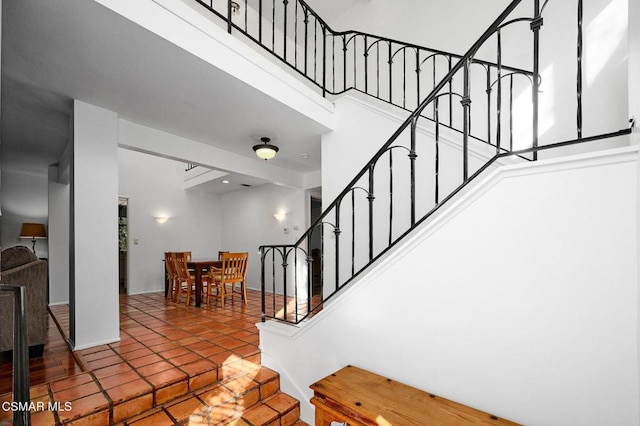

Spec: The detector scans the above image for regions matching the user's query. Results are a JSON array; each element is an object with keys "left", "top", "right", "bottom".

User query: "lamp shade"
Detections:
[
  {"left": 19, "top": 223, "right": 47, "bottom": 239},
  {"left": 253, "top": 137, "right": 279, "bottom": 160}
]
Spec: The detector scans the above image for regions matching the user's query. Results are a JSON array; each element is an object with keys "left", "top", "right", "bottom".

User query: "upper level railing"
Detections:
[
  {"left": 254, "top": 0, "right": 633, "bottom": 324},
  {"left": 194, "top": 0, "right": 533, "bottom": 145}
]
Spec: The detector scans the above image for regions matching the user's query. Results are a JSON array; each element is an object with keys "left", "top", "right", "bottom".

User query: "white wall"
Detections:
[
  {"left": 48, "top": 165, "right": 69, "bottom": 305},
  {"left": 118, "top": 148, "right": 223, "bottom": 295},
  {"left": 220, "top": 183, "right": 306, "bottom": 292},
  {"left": 0, "top": 166, "right": 49, "bottom": 257},
  {"left": 71, "top": 100, "right": 120, "bottom": 350},
  {"left": 259, "top": 146, "right": 640, "bottom": 425}
]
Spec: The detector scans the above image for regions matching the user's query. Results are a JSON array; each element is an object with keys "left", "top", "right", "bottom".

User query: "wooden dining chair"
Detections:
[
  {"left": 217, "top": 251, "right": 229, "bottom": 261},
  {"left": 208, "top": 252, "right": 248, "bottom": 308},
  {"left": 173, "top": 251, "right": 196, "bottom": 306},
  {"left": 164, "top": 252, "right": 179, "bottom": 301}
]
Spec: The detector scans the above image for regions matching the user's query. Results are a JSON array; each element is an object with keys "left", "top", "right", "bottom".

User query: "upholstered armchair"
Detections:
[{"left": 0, "top": 246, "right": 48, "bottom": 357}]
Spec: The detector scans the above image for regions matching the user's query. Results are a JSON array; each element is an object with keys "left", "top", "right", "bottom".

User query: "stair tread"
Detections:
[{"left": 121, "top": 363, "right": 302, "bottom": 426}]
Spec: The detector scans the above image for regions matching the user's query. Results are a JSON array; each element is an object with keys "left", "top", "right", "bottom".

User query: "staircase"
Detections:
[{"left": 119, "top": 365, "right": 307, "bottom": 425}]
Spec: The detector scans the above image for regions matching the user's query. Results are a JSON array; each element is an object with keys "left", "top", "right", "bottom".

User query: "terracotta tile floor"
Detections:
[
  {"left": 0, "top": 307, "right": 84, "bottom": 395},
  {"left": 0, "top": 289, "right": 309, "bottom": 425}
]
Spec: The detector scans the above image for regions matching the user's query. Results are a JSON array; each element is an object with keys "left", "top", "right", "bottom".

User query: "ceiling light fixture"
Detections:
[
  {"left": 253, "top": 137, "right": 279, "bottom": 160},
  {"left": 222, "top": 180, "right": 230, "bottom": 184}
]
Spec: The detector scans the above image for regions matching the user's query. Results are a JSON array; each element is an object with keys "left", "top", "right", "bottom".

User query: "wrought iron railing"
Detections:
[
  {"left": 254, "top": 0, "right": 633, "bottom": 324},
  {"left": 0, "top": 284, "right": 31, "bottom": 425},
  {"left": 194, "top": 0, "right": 534, "bottom": 144}
]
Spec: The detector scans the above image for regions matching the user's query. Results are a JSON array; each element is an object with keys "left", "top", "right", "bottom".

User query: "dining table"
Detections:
[{"left": 187, "top": 258, "right": 222, "bottom": 307}]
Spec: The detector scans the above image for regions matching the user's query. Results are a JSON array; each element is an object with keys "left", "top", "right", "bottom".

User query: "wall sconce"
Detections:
[
  {"left": 230, "top": 1, "right": 240, "bottom": 15},
  {"left": 154, "top": 216, "right": 169, "bottom": 224},
  {"left": 273, "top": 212, "right": 286, "bottom": 222}
]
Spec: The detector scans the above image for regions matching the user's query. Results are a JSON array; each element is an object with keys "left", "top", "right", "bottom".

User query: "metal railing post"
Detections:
[
  {"left": 531, "top": 0, "right": 543, "bottom": 160},
  {"left": 0, "top": 284, "right": 31, "bottom": 426},
  {"left": 462, "top": 58, "right": 471, "bottom": 180},
  {"left": 260, "top": 247, "right": 266, "bottom": 322}
]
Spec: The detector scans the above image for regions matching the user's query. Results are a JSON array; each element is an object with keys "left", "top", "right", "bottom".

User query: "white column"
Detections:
[{"left": 70, "top": 100, "right": 120, "bottom": 350}]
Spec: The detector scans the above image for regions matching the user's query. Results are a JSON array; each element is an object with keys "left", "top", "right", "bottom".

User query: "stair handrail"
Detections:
[
  {"left": 259, "top": 0, "right": 537, "bottom": 323},
  {"left": 294, "top": 0, "right": 528, "bottom": 248},
  {"left": 217, "top": 0, "right": 629, "bottom": 324}
]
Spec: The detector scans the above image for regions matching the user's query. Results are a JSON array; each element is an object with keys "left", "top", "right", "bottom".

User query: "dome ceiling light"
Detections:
[{"left": 253, "top": 137, "right": 279, "bottom": 160}]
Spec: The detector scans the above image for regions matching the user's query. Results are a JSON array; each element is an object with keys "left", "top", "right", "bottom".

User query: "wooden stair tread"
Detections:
[{"left": 310, "top": 365, "right": 520, "bottom": 425}]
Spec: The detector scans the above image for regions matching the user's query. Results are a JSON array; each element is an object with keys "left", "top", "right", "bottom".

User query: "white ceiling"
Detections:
[{"left": 1, "top": 0, "right": 333, "bottom": 188}]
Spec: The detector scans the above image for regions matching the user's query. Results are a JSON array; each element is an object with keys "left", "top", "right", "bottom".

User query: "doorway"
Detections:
[
  {"left": 118, "top": 198, "right": 128, "bottom": 294},
  {"left": 309, "top": 196, "right": 322, "bottom": 296}
]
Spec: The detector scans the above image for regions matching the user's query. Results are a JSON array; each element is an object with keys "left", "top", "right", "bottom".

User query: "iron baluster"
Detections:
[
  {"left": 509, "top": 74, "right": 514, "bottom": 151},
  {"left": 351, "top": 190, "right": 356, "bottom": 276},
  {"left": 314, "top": 20, "right": 318, "bottom": 82},
  {"left": 376, "top": 43, "right": 380, "bottom": 98},
  {"left": 496, "top": 29, "right": 503, "bottom": 153},
  {"left": 388, "top": 42, "right": 393, "bottom": 103},
  {"left": 352, "top": 35, "right": 357, "bottom": 90},
  {"left": 271, "top": 249, "right": 276, "bottom": 319},
  {"left": 294, "top": 1, "right": 298, "bottom": 68},
  {"left": 577, "top": 0, "right": 583, "bottom": 138},
  {"left": 320, "top": 222, "right": 325, "bottom": 301},
  {"left": 462, "top": 58, "right": 471, "bottom": 180},
  {"left": 486, "top": 65, "right": 492, "bottom": 148},
  {"left": 322, "top": 26, "right": 327, "bottom": 97},
  {"left": 306, "top": 250, "right": 313, "bottom": 318},
  {"left": 388, "top": 150, "right": 394, "bottom": 245},
  {"left": 410, "top": 115, "right": 417, "bottom": 225},
  {"left": 304, "top": 11, "right": 309, "bottom": 76},
  {"left": 271, "top": 0, "right": 275, "bottom": 51},
  {"left": 435, "top": 98, "right": 440, "bottom": 204},
  {"left": 260, "top": 247, "right": 266, "bottom": 322},
  {"left": 258, "top": 0, "right": 263, "bottom": 43},
  {"left": 342, "top": 35, "right": 347, "bottom": 92},
  {"left": 364, "top": 35, "right": 369, "bottom": 94},
  {"left": 531, "top": 0, "right": 543, "bottom": 160},
  {"left": 416, "top": 49, "right": 421, "bottom": 110},
  {"left": 282, "top": 247, "right": 288, "bottom": 320},
  {"left": 368, "top": 164, "right": 375, "bottom": 261},
  {"left": 448, "top": 57, "right": 453, "bottom": 127},
  {"left": 293, "top": 248, "right": 298, "bottom": 321},
  {"left": 332, "top": 36, "right": 336, "bottom": 92},
  {"left": 227, "top": 0, "right": 232, "bottom": 33},
  {"left": 402, "top": 48, "right": 407, "bottom": 109},
  {"left": 283, "top": 0, "right": 288, "bottom": 61},
  {"left": 334, "top": 205, "right": 341, "bottom": 291},
  {"left": 432, "top": 59, "right": 436, "bottom": 121}
]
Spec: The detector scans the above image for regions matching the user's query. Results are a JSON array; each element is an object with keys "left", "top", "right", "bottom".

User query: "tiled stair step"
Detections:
[
  {"left": 123, "top": 391, "right": 306, "bottom": 425},
  {"left": 120, "top": 367, "right": 305, "bottom": 426}
]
